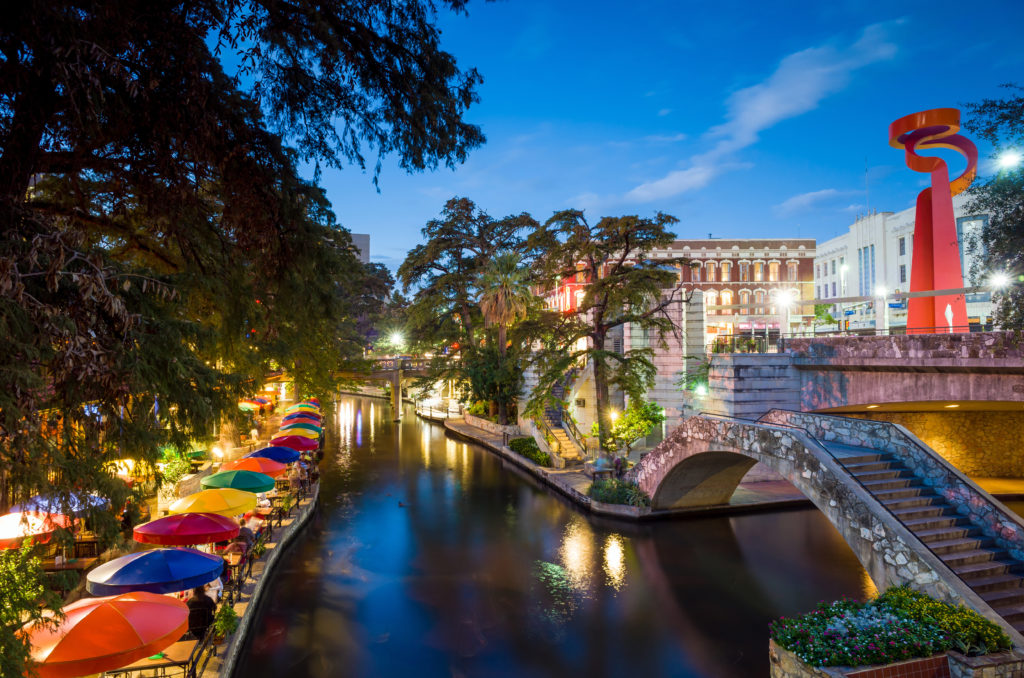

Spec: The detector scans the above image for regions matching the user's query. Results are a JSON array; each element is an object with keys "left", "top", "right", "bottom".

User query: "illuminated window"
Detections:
[
  {"left": 705, "top": 261, "right": 717, "bottom": 282},
  {"left": 705, "top": 289, "right": 717, "bottom": 315},
  {"left": 691, "top": 264, "right": 701, "bottom": 282},
  {"left": 739, "top": 290, "right": 750, "bottom": 311},
  {"left": 787, "top": 261, "right": 799, "bottom": 281},
  {"left": 754, "top": 262, "right": 764, "bottom": 282},
  {"left": 739, "top": 261, "right": 750, "bottom": 282},
  {"left": 720, "top": 260, "right": 731, "bottom": 282},
  {"left": 768, "top": 262, "right": 780, "bottom": 282},
  {"left": 720, "top": 290, "right": 733, "bottom": 315},
  {"left": 755, "top": 290, "right": 766, "bottom": 315}
]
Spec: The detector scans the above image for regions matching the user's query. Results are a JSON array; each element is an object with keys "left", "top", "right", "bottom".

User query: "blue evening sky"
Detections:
[{"left": 309, "top": 0, "right": 1024, "bottom": 272}]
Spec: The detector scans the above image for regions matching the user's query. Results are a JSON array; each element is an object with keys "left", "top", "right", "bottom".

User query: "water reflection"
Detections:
[{"left": 236, "top": 396, "right": 872, "bottom": 678}]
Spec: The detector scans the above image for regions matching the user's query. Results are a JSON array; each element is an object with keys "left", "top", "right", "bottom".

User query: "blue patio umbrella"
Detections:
[
  {"left": 86, "top": 547, "right": 224, "bottom": 596},
  {"left": 12, "top": 492, "right": 108, "bottom": 515},
  {"left": 244, "top": 446, "right": 300, "bottom": 464}
]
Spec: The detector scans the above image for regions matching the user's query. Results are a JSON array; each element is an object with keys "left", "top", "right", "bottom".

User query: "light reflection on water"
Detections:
[{"left": 236, "top": 397, "right": 872, "bottom": 678}]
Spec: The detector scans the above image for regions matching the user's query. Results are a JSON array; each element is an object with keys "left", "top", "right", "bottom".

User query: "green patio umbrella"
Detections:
[
  {"left": 200, "top": 469, "right": 275, "bottom": 494},
  {"left": 279, "top": 422, "right": 322, "bottom": 433}
]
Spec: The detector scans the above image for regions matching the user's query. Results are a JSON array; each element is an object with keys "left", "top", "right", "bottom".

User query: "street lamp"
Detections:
[
  {"left": 875, "top": 285, "right": 889, "bottom": 334},
  {"left": 774, "top": 289, "right": 795, "bottom": 338},
  {"left": 990, "top": 272, "right": 1010, "bottom": 289},
  {"left": 390, "top": 331, "right": 404, "bottom": 350}
]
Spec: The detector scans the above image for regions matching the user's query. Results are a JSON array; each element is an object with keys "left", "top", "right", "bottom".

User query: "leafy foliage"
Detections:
[
  {"left": 963, "top": 84, "right": 1024, "bottom": 330},
  {"left": 0, "top": 542, "right": 64, "bottom": 678},
  {"left": 596, "top": 400, "right": 665, "bottom": 455},
  {"left": 876, "top": 585, "right": 1011, "bottom": 654},
  {"left": 587, "top": 478, "right": 651, "bottom": 507},
  {"left": 213, "top": 603, "right": 240, "bottom": 637},
  {"left": 508, "top": 437, "right": 550, "bottom": 467},
  {"left": 526, "top": 211, "right": 687, "bottom": 449}
]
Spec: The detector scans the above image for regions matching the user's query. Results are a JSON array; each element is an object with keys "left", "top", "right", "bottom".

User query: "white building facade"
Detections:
[{"left": 814, "top": 193, "right": 992, "bottom": 332}]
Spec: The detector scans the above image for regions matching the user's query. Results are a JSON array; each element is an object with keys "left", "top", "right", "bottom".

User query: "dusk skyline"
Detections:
[{"left": 301, "top": 0, "right": 1024, "bottom": 271}]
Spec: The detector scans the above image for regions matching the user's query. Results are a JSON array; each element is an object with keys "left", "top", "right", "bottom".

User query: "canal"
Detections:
[{"left": 234, "top": 397, "right": 874, "bottom": 677}]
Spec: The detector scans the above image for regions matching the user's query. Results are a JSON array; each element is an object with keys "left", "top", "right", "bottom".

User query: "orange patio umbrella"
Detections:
[
  {"left": 25, "top": 591, "right": 188, "bottom": 678},
  {"left": 0, "top": 511, "right": 74, "bottom": 549},
  {"left": 221, "top": 456, "right": 287, "bottom": 478}
]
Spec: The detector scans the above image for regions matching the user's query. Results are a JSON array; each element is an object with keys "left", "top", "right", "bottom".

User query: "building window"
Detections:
[
  {"left": 898, "top": 237, "right": 906, "bottom": 256},
  {"left": 831, "top": 259, "right": 836, "bottom": 275},
  {"left": 816, "top": 285, "right": 820, "bottom": 299},
  {"left": 870, "top": 244, "right": 876, "bottom": 292},
  {"left": 831, "top": 281, "right": 836, "bottom": 297},
  {"left": 815, "top": 264, "right": 820, "bottom": 278},
  {"left": 787, "top": 261, "right": 799, "bottom": 281},
  {"left": 705, "top": 289, "right": 717, "bottom": 315},
  {"left": 720, "top": 260, "right": 731, "bottom": 282},
  {"left": 899, "top": 264, "right": 907, "bottom": 284},
  {"left": 755, "top": 290, "right": 766, "bottom": 315},
  {"left": 720, "top": 290, "right": 733, "bottom": 315},
  {"left": 739, "top": 261, "right": 750, "bottom": 282},
  {"left": 754, "top": 262, "right": 764, "bottom": 282},
  {"left": 691, "top": 263, "right": 701, "bottom": 282},
  {"left": 768, "top": 261, "right": 780, "bottom": 282},
  {"left": 740, "top": 290, "right": 750, "bottom": 311},
  {"left": 705, "top": 260, "right": 717, "bottom": 282}
]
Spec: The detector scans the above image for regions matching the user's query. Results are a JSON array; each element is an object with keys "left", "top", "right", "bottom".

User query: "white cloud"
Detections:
[
  {"left": 657, "top": 108, "right": 672, "bottom": 117},
  {"left": 624, "top": 22, "right": 898, "bottom": 203},
  {"left": 644, "top": 133, "right": 688, "bottom": 143},
  {"left": 774, "top": 188, "right": 849, "bottom": 215}
]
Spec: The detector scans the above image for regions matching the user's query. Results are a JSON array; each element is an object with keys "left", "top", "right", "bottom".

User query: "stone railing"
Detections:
[
  {"left": 761, "top": 410, "right": 1024, "bottom": 564},
  {"left": 785, "top": 331, "right": 1024, "bottom": 366},
  {"left": 464, "top": 412, "right": 521, "bottom": 436}
]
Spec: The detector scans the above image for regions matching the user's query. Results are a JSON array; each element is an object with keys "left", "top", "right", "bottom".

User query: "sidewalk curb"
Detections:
[{"left": 219, "top": 483, "right": 320, "bottom": 677}]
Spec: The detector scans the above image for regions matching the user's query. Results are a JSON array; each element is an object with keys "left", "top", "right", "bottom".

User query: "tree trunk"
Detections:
[
  {"left": 497, "top": 399, "right": 508, "bottom": 426},
  {"left": 592, "top": 330, "right": 611, "bottom": 456}
]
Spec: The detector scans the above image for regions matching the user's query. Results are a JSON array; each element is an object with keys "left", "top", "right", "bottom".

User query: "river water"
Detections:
[{"left": 234, "top": 397, "right": 875, "bottom": 677}]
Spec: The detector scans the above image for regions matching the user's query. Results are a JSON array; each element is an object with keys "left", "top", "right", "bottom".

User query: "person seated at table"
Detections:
[
  {"left": 186, "top": 587, "right": 216, "bottom": 640},
  {"left": 223, "top": 538, "right": 247, "bottom": 558},
  {"left": 204, "top": 576, "right": 223, "bottom": 602},
  {"left": 237, "top": 517, "right": 255, "bottom": 550}
]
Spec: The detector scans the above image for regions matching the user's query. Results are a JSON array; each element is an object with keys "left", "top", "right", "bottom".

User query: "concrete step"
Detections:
[
  {"left": 852, "top": 469, "right": 912, "bottom": 482},
  {"left": 927, "top": 536, "right": 995, "bottom": 555},
  {"left": 872, "top": 487, "right": 928, "bottom": 502},
  {"left": 839, "top": 453, "right": 888, "bottom": 465},
  {"left": 965, "top": 573, "right": 1024, "bottom": 594},
  {"left": 941, "top": 548, "right": 1010, "bottom": 568},
  {"left": 891, "top": 504, "right": 954, "bottom": 521},
  {"left": 843, "top": 460, "right": 898, "bottom": 473},
  {"left": 952, "top": 559, "right": 1021, "bottom": 581},
  {"left": 981, "top": 586, "right": 1024, "bottom": 608},
  {"left": 903, "top": 515, "right": 973, "bottom": 532},
  {"left": 861, "top": 477, "right": 923, "bottom": 492},
  {"left": 992, "top": 603, "right": 1024, "bottom": 624},
  {"left": 915, "top": 525, "right": 983, "bottom": 543},
  {"left": 881, "top": 496, "right": 944, "bottom": 510}
]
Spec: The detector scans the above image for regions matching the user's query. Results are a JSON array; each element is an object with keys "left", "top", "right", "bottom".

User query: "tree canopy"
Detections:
[
  {"left": 0, "top": 1, "right": 483, "bottom": 523},
  {"left": 964, "top": 84, "right": 1024, "bottom": 331}
]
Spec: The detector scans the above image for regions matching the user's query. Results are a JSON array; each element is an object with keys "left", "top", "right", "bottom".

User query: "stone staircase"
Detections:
[
  {"left": 541, "top": 375, "right": 584, "bottom": 461},
  {"left": 833, "top": 443, "right": 1024, "bottom": 634}
]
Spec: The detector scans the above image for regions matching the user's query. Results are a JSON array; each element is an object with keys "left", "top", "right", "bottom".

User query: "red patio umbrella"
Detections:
[
  {"left": 270, "top": 435, "right": 318, "bottom": 451},
  {"left": 25, "top": 591, "right": 188, "bottom": 678},
  {"left": 133, "top": 512, "right": 239, "bottom": 546},
  {"left": 221, "top": 456, "right": 287, "bottom": 478},
  {"left": 0, "top": 511, "right": 74, "bottom": 549}
]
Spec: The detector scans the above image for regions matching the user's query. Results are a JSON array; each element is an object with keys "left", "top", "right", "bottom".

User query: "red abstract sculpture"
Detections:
[{"left": 889, "top": 108, "right": 977, "bottom": 333}]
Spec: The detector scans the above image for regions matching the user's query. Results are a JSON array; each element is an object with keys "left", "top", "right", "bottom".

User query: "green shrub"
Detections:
[
  {"left": 466, "top": 401, "right": 489, "bottom": 417},
  {"left": 508, "top": 437, "right": 551, "bottom": 467},
  {"left": 876, "top": 585, "right": 1011, "bottom": 655},
  {"left": 588, "top": 478, "right": 650, "bottom": 507}
]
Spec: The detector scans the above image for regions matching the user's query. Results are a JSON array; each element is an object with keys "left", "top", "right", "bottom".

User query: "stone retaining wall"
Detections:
[{"left": 464, "top": 412, "right": 521, "bottom": 436}]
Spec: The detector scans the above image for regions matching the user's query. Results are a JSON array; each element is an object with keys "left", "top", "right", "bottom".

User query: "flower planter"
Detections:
[{"left": 769, "top": 640, "right": 1024, "bottom": 678}]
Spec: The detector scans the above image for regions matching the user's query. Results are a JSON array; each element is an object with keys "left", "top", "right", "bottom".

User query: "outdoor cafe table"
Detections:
[{"left": 102, "top": 638, "right": 196, "bottom": 677}]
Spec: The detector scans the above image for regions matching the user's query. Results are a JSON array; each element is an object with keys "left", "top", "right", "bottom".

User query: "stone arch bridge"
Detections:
[
  {"left": 628, "top": 409, "right": 1024, "bottom": 643},
  {"left": 337, "top": 358, "right": 431, "bottom": 420}
]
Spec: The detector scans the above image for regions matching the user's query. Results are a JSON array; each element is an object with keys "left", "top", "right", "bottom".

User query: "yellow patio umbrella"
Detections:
[
  {"left": 275, "top": 428, "right": 318, "bottom": 440},
  {"left": 168, "top": 488, "right": 256, "bottom": 518},
  {"left": 286, "top": 403, "right": 318, "bottom": 413}
]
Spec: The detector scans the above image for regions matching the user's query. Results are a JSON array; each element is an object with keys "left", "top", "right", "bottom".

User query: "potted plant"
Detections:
[{"left": 212, "top": 603, "right": 239, "bottom": 642}]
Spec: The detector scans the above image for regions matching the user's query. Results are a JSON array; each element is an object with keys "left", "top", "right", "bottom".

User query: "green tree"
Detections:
[
  {"left": 963, "top": 84, "right": 1024, "bottom": 331},
  {"left": 813, "top": 303, "right": 837, "bottom": 326},
  {"left": 0, "top": 541, "right": 64, "bottom": 678},
  {"left": 527, "top": 211, "right": 687, "bottom": 453},
  {"left": 477, "top": 252, "right": 534, "bottom": 423},
  {"left": 597, "top": 400, "right": 666, "bottom": 457},
  {"left": 398, "top": 198, "right": 540, "bottom": 416}
]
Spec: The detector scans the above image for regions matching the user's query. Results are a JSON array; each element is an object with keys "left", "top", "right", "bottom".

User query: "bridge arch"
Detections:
[{"left": 628, "top": 413, "right": 1024, "bottom": 644}]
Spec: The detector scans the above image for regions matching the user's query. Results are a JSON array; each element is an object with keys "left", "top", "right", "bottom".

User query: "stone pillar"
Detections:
[{"left": 391, "top": 369, "right": 403, "bottom": 421}]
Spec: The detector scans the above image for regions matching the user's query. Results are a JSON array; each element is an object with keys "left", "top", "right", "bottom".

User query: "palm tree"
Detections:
[{"left": 476, "top": 252, "right": 532, "bottom": 423}]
